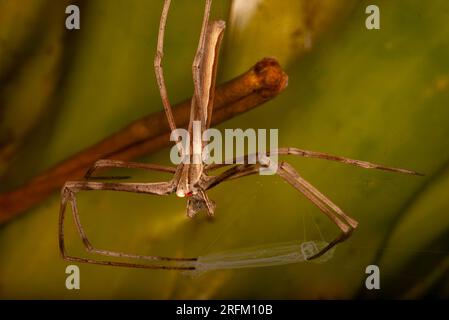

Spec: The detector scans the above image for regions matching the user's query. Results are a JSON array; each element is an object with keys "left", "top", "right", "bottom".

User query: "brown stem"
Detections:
[{"left": 0, "top": 58, "right": 288, "bottom": 225}]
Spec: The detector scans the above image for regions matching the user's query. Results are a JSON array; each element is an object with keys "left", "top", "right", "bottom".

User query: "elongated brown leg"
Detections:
[
  {"left": 204, "top": 164, "right": 259, "bottom": 189},
  {"left": 192, "top": 0, "right": 212, "bottom": 109},
  {"left": 205, "top": 147, "right": 422, "bottom": 176},
  {"left": 154, "top": 0, "right": 177, "bottom": 132},
  {"left": 277, "top": 162, "right": 356, "bottom": 259},
  {"left": 205, "top": 161, "right": 357, "bottom": 260},
  {"left": 188, "top": 20, "right": 225, "bottom": 131},
  {"left": 59, "top": 180, "right": 197, "bottom": 270},
  {"left": 85, "top": 159, "right": 176, "bottom": 180}
]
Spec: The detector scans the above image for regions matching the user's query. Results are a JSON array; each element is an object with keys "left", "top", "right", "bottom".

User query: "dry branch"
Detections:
[{"left": 0, "top": 58, "right": 288, "bottom": 224}]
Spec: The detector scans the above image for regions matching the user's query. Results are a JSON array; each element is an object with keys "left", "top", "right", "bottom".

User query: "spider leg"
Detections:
[
  {"left": 59, "top": 180, "right": 197, "bottom": 270},
  {"left": 277, "top": 162, "right": 356, "bottom": 260},
  {"left": 84, "top": 159, "right": 176, "bottom": 180},
  {"left": 204, "top": 164, "right": 259, "bottom": 189},
  {"left": 192, "top": 0, "right": 212, "bottom": 111},
  {"left": 205, "top": 147, "right": 422, "bottom": 176},
  {"left": 188, "top": 19, "right": 225, "bottom": 132},
  {"left": 204, "top": 161, "right": 357, "bottom": 260},
  {"left": 278, "top": 147, "right": 423, "bottom": 176},
  {"left": 154, "top": 0, "right": 177, "bottom": 132}
]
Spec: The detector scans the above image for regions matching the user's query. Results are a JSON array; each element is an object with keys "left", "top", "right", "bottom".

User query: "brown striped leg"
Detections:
[
  {"left": 84, "top": 159, "right": 176, "bottom": 180},
  {"left": 59, "top": 180, "right": 197, "bottom": 270}
]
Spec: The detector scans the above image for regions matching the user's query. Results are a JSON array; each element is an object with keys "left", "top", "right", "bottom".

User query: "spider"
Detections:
[{"left": 58, "top": 0, "right": 421, "bottom": 270}]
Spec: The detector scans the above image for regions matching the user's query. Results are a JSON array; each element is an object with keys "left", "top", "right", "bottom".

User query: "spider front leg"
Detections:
[
  {"left": 205, "top": 161, "right": 358, "bottom": 260},
  {"left": 277, "top": 162, "right": 357, "bottom": 260},
  {"left": 192, "top": 0, "right": 212, "bottom": 107},
  {"left": 206, "top": 147, "right": 422, "bottom": 176},
  {"left": 59, "top": 180, "right": 197, "bottom": 270},
  {"left": 84, "top": 159, "right": 176, "bottom": 180},
  {"left": 154, "top": 0, "right": 177, "bottom": 132}
]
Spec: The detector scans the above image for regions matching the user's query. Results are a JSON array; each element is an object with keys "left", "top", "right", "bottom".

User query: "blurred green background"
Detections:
[{"left": 1, "top": 0, "right": 449, "bottom": 299}]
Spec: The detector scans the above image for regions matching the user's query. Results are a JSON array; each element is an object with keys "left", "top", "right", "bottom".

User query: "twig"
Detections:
[{"left": 0, "top": 58, "right": 288, "bottom": 224}]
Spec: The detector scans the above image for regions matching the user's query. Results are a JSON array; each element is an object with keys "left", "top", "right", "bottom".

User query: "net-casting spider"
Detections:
[{"left": 59, "top": 0, "right": 421, "bottom": 270}]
